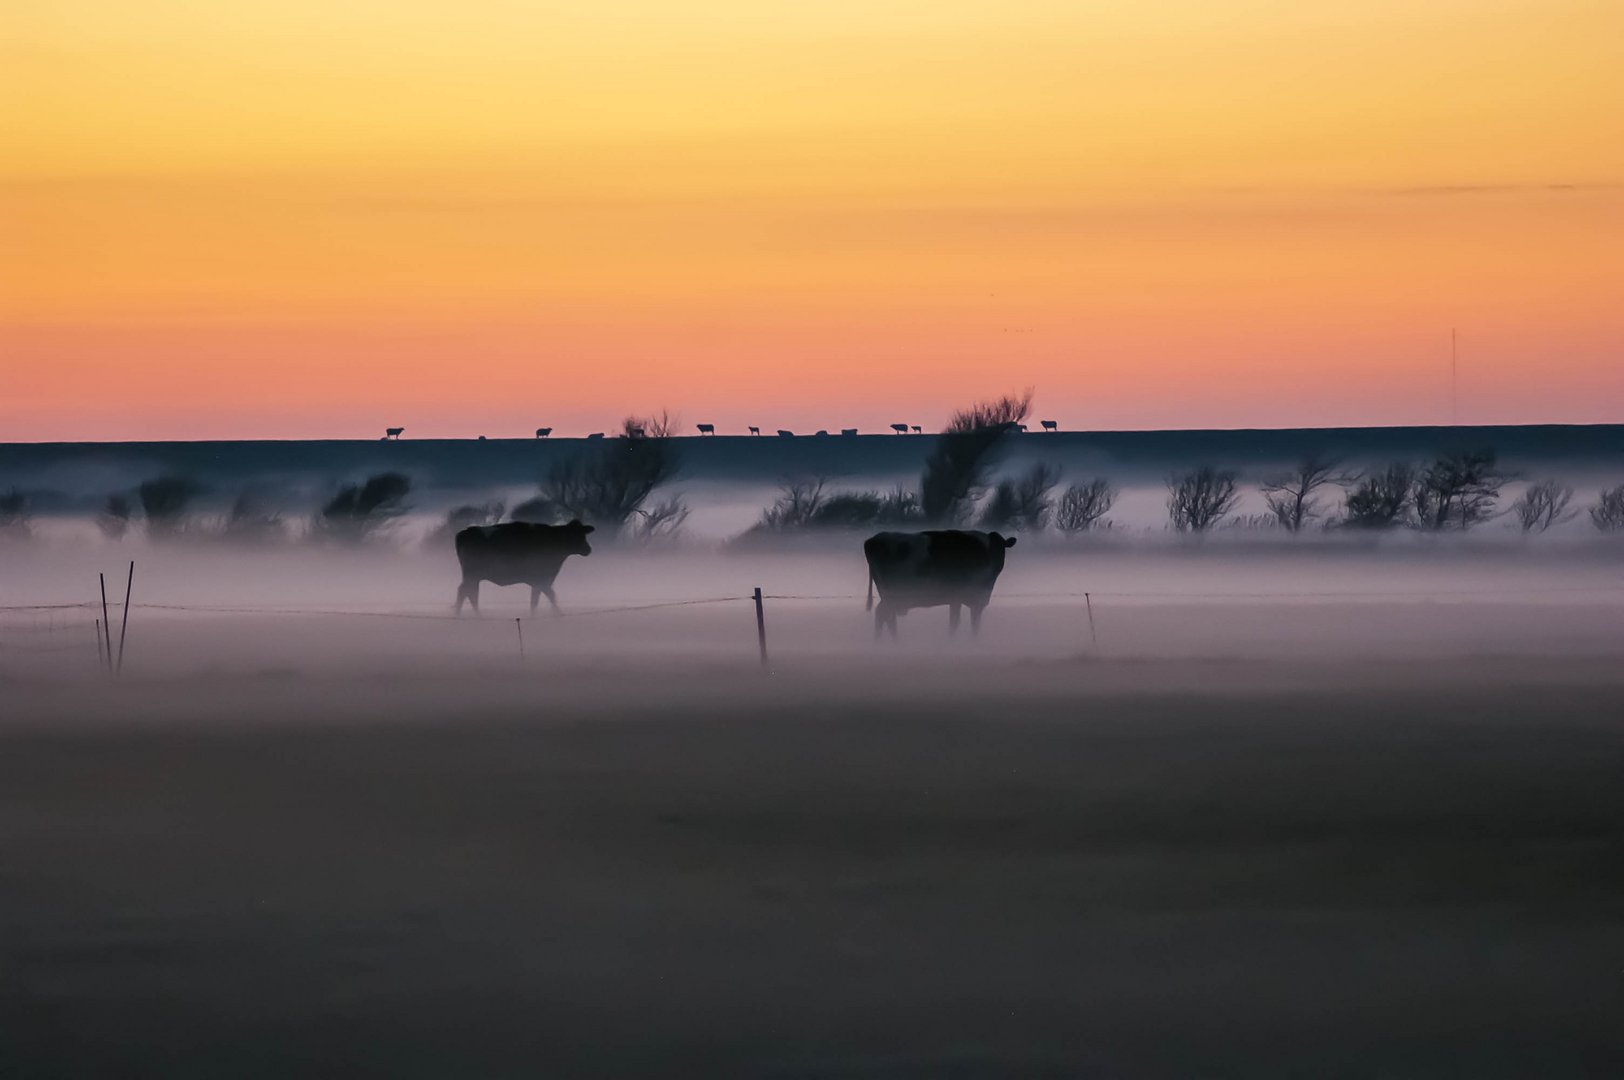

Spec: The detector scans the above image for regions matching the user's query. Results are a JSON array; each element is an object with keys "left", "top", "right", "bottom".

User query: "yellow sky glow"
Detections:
[{"left": 4, "top": 0, "right": 1622, "bottom": 438}]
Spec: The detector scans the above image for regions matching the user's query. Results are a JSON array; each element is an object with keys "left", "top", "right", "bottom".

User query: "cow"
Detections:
[
  {"left": 749, "top": 426, "right": 761, "bottom": 436},
  {"left": 911, "top": 426, "right": 922, "bottom": 434},
  {"left": 891, "top": 423, "right": 909, "bottom": 434},
  {"left": 841, "top": 428, "right": 858, "bottom": 436},
  {"left": 536, "top": 427, "right": 552, "bottom": 438},
  {"left": 454, "top": 520, "right": 595, "bottom": 615},
  {"left": 586, "top": 432, "right": 605, "bottom": 440},
  {"left": 1041, "top": 420, "right": 1058, "bottom": 432},
  {"left": 777, "top": 429, "right": 794, "bottom": 437},
  {"left": 696, "top": 423, "right": 715, "bottom": 435},
  {"left": 384, "top": 427, "right": 404, "bottom": 440},
  {"left": 863, "top": 530, "right": 1017, "bottom": 639}
]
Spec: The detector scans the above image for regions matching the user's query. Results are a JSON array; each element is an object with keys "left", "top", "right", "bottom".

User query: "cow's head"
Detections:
[
  {"left": 987, "top": 532, "right": 1017, "bottom": 568},
  {"left": 563, "top": 518, "right": 595, "bottom": 555}
]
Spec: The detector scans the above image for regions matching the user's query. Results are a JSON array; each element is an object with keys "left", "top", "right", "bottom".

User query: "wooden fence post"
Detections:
[
  {"left": 515, "top": 617, "right": 525, "bottom": 663},
  {"left": 1084, "top": 591, "right": 1098, "bottom": 650},
  {"left": 99, "top": 573, "right": 113, "bottom": 671},
  {"left": 753, "top": 587, "right": 770, "bottom": 671},
  {"left": 117, "top": 561, "right": 134, "bottom": 674}
]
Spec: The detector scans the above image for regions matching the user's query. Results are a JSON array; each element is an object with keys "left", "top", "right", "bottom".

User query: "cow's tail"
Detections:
[{"left": 866, "top": 571, "right": 875, "bottom": 612}]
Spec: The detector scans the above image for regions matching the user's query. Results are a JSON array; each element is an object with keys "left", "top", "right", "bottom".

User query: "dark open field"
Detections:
[{"left": 4, "top": 531, "right": 1624, "bottom": 1077}]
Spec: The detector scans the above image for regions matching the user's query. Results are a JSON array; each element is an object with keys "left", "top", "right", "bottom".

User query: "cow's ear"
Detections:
[
  {"left": 567, "top": 518, "right": 582, "bottom": 528},
  {"left": 581, "top": 524, "right": 595, "bottom": 534},
  {"left": 1004, "top": 535, "right": 1018, "bottom": 548}
]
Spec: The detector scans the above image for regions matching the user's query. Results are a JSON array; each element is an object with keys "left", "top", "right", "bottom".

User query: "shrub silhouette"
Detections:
[
  {"left": 539, "top": 414, "right": 682, "bottom": 538},
  {"left": 313, "top": 472, "right": 412, "bottom": 543},
  {"left": 1260, "top": 454, "right": 1343, "bottom": 532},
  {"left": 219, "top": 489, "right": 286, "bottom": 544},
  {"left": 509, "top": 496, "right": 560, "bottom": 523},
  {"left": 138, "top": 474, "right": 203, "bottom": 539},
  {"left": 1053, "top": 479, "right": 1116, "bottom": 533},
  {"left": 1411, "top": 450, "right": 1506, "bottom": 530},
  {"left": 1591, "top": 485, "right": 1624, "bottom": 532},
  {"left": 1511, "top": 480, "right": 1575, "bottom": 534},
  {"left": 1342, "top": 463, "right": 1416, "bottom": 529},
  {"left": 427, "top": 500, "right": 504, "bottom": 546},
  {"left": 919, "top": 390, "right": 1031, "bottom": 523},
  {"left": 0, "top": 489, "right": 30, "bottom": 540},
  {"left": 98, "top": 493, "right": 133, "bottom": 541},
  {"left": 980, "top": 462, "right": 1060, "bottom": 531},
  {"left": 1167, "top": 466, "right": 1240, "bottom": 532}
]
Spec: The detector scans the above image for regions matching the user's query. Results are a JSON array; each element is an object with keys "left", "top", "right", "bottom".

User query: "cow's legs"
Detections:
[
  {"left": 948, "top": 603, "right": 962, "bottom": 636},
  {"left": 970, "top": 604, "right": 985, "bottom": 636},
  {"left": 873, "top": 600, "right": 888, "bottom": 640},
  {"left": 532, "top": 585, "right": 560, "bottom": 615},
  {"left": 457, "top": 580, "right": 480, "bottom": 615}
]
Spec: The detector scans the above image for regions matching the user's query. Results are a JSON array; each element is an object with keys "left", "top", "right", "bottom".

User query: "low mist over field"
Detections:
[{"left": 4, "top": 423, "right": 1624, "bottom": 1077}]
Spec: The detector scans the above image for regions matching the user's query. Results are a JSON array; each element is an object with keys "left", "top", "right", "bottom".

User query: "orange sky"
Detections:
[{"left": 4, "top": 1, "right": 1622, "bottom": 440}]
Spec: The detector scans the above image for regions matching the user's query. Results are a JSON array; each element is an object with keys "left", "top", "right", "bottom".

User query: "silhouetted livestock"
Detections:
[
  {"left": 696, "top": 423, "right": 715, "bottom": 435},
  {"left": 777, "top": 429, "right": 794, "bottom": 437},
  {"left": 749, "top": 426, "right": 761, "bottom": 436},
  {"left": 911, "top": 426, "right": 922, "bottom": 434},
  {"left": 863, "top": 529, "right": 1018, "bottom": 639},
  {"left": 891, "top": 423, "right": 909, "bottom": 434},
  {"left": 586, "top": 432, "right": 605, "bottom": 440},
  {"left": 384, "top": 427, "right": 404, "bottom": 440},
  {"left": 454, "top": 519, "right": 595, "bottom": 615},
  {"left": 815, "top": 429, "right": 829, "bottom": 436},
  {"left": 1041, "top": 420, "right": 1058, "bottom": 432},
  {"left": 536, "top": 427, "right": 552, "bottom": 438},
  {"left": 841, "top": 428, "right": 858, "bottom": 436}
]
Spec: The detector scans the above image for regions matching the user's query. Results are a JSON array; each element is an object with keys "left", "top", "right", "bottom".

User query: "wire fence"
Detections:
[{"left": 5, "top": 578, "right": 1623, "bottom": 674}]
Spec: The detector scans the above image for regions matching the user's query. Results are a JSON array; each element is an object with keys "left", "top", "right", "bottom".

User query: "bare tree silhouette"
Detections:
[
  {"left": 980, "top": 462, "right": 1061, "bottom": 531},
  {"left": 1167, "top": 467, "right": 1240, "bottom": 533},
  {"left": 1053, "top": 478, "right": 1116, "bottom": 533},
  {"left": 98, "top": 493, "right": 133, "bottom": 541},
  {"left": 1260, "top": 454, "right": 1344, "bottom": 532},
  {"left": 1590, "top": 485, "right": 1624, "bottom": 532},
  {"left": 1342, "top": 463, "right": 1416, "bottom": 529},
  {"left": 1411, "top": 450, "right": 1507, "bottom": 530},
  {"left": 919, "top": 390, "right": 1032, "bottom": 523},
  {"left": 312, "top": 472, "right": 412, "bottom": 543},
  {"left": 1512, "top": 480, "right": 1576, "bottom": 534},
  {"left": 138, "top": 474, "right": 204, "bottom": 540},
  {"left": 540, "top": 413, "right": 683, "bottom": 538}
]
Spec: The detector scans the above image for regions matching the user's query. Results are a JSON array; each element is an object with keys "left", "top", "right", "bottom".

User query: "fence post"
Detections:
[
  {"left": 95, "top": 618, "right": 106, "bottom": 670},
  {"left": 117, "top": 561, "right": 134, "bottom": 674},
  {"left": 515, "top": 617, "right": 525, "bottom": 663},
  {"left": 99, "top": 573, "right": 113, "bottom": 672},
  {"left": 1084, "top": 591, "right": 1098, "bottom": 651},
  {"left": 753, "top": 587, "right": 770, "bottom": 671}
]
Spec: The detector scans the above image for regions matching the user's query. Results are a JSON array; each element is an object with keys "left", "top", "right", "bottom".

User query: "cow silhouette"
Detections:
[
  {"left": 815, "top": 429, "right": 829, "bottom": 436},
  {"left": 841, "top": 428, "right": 858, "bottom": 436},
  {"left": 777, "top": 429, "right": 794, "bottom": 437},
  {"left": 586, "top": 432, "right": 604, "bottom": 440},
  {"left": 891, "top": 423, "right": 909, "bottom": 434},
  {"left": 864, "top": 529, "right": 1017, "bottom": 639},
  {"left": 696, "top": 423, "right": 715, "bottom": 435},
  {"left": 535, "top": 427, "right": 552, "bottom": 438},
  {"left": 454, "top": 520, "right": 594, "bottom": 615},
  {"left": 749, "top": 426, "right": 761, "bottom": 436},
  {"left": 911, "top": 426, "right": 922, "bottom": 434},
  {"left": 1041, "top": 420, "right": 1058, "bottom": 432},
  {"left": 384, "top": 427, "right": 404, "bottom": 440}
]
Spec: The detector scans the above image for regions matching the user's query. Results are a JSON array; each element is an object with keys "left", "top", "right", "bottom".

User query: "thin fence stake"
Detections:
[
  {"left": 515, "top": 617, "right": 525, "bottom": 662},
  {"left": 753, "top": 587, "right": 770, "bottom": 671},
  {"left": 99, "top": 573, "right": 113, "bottom": 671},
  {"left": 1084, "top": 591, "right": 1098, "bottom": 650},
  {"left": 95, "top": 618, "right": 105, "bottom": 669},
  {"left": 117, "top": 561, "right": 134, "bottom": 674}
]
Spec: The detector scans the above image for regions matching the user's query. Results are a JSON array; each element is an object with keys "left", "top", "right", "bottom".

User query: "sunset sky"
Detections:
[{"left": 4, "top": 0, "right": 1622, "bottom": 440}]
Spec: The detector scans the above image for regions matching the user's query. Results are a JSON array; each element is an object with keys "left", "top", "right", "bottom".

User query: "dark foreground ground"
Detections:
[{"left": 3, "top": 658, "right": 1623, "bottom": 1078}]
